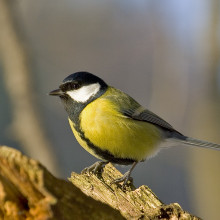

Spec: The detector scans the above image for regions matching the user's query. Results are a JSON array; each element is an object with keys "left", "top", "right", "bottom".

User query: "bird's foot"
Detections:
[
  {"left": 110, "top": 171, "right": 133, "bottom": 190},
  {"left": 81, "top": 161, "right": 108, "bottom": 175}
]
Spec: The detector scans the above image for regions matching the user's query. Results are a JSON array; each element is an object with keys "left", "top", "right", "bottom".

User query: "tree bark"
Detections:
[{"left": 0, "top": 146, "right": 200, "bottom": 220}]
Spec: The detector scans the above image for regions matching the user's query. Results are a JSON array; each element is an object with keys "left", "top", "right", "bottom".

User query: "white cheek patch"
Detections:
[{"left": 67, "top": 83, "right": 101, "bottom": 102}]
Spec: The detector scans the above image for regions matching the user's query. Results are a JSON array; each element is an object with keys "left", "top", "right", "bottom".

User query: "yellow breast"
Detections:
[{"left": 75, "top": 89, "right": 162, "bottom": 161}]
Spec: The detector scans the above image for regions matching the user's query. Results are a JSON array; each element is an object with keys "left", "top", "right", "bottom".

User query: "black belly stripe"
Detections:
[
  {"left": 62, "top": 92, "right": 136, "bottom": 165},
  {"left": 71, "top": 118, "right": 135, "bottom": 165}
]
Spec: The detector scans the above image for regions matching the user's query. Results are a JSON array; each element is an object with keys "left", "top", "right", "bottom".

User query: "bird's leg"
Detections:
[
  {"left": 111, "top": 161, "right": 138, "bottom": 189},
  {"left": 81, "top": 161, "right": 108, "bottom": 174}
]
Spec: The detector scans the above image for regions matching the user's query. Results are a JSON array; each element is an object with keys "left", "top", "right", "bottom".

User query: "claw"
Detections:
[
  {"left": 82, "top": 161, "right": 138, "bottom": 190},
  {"left": 81, "top": 161, "right": 108, "bottom": 175},
  {"left": 110, "top": 171, "right": 133, "bottom": 189},
  {"left": 110, "top": 161, "right": 138, "bottom": 190}
]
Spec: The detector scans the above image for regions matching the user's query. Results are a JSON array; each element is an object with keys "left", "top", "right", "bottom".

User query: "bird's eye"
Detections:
[
  {"left": 60, "top": 82, "right": 81, "bottom": 91},
  {"left": 72, "top": 83, "right": 80, "bottom": 90}
]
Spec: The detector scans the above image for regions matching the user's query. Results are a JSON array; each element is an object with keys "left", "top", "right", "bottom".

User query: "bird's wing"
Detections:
[
  {"left": 105, "top": 87, "right": 179, "bottom": 134},
  {"left": 122, "top": 107, "right": 177, "bottom": 133}
]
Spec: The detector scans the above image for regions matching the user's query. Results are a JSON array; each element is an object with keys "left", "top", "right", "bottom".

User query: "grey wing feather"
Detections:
[
  {"left": 116, "top": 92, "right": 220, "bottom": 150},
  {"left": 122, "top": 108, "right": 179, "bottom": 133},
  {"left": 107, "top": 87, "right": 180, "bottom": 134}
]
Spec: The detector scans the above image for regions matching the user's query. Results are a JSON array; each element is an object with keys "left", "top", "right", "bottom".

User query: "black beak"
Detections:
[{"left": 49, "top": 88, "right": 64, "bottom": 96}]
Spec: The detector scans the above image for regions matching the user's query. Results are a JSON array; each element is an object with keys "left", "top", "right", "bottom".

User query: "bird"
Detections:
[{"left": 49, "top": 71, "right": 220, "bottom": 188}]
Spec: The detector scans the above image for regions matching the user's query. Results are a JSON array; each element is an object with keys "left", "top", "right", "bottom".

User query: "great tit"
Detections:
[{"left": 50, "top": 71, "right": 220, "bottom": 188}]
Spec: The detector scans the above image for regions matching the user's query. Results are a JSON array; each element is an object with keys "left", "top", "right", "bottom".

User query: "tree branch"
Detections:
[
  {"left": 0, "top": 146, "right": 123, "bottom": 220},
  {"left": 0, "top": 146, "right": 200, "bottom": 220},
  {"left": 70, "top": 164, "right": 200, "bottom": 220}
]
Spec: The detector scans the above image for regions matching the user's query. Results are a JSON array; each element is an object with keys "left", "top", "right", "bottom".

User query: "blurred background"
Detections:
[{"left": 0, "top": 0, "right": 220, "bottom": 219}]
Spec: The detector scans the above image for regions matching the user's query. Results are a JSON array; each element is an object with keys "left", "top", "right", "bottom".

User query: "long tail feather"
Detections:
[{"left": 176, "top": 136, "right": 220, "bottom": 150}]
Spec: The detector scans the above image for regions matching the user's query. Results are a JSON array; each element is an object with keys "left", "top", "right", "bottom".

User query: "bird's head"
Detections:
[{"left": 49, "top": 71, "right": 108, "bottom": 103}]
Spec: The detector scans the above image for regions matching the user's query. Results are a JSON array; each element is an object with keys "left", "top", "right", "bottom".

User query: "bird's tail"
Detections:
[{"left": 169, "top": 133, "right": 220, "bottom": 150}]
